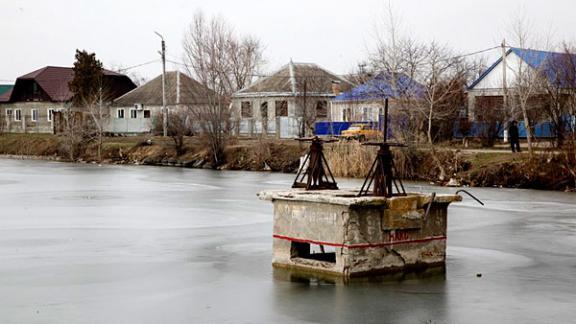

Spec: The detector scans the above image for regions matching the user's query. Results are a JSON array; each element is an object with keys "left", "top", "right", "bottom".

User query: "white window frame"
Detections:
[
  {"left": 48, "top": 109, "right": 54, "bottom": 122},
  {"left": 129, "top": 109, "right": 138, "bottom": 119},
  {"left": 117, "top": 108, "right": 125, "bottom": 119},
  {"left": 14, "top": 109, "right": 21, "bottom": 121},
  {"left": 31, "top": 109, "right": 38, "bottom": 122},
  {"left": 6, "top": 109, "right": 13, "bottom": 118},
  {"left": 143, "top": 110, "right": 151, "bottom": 119}
]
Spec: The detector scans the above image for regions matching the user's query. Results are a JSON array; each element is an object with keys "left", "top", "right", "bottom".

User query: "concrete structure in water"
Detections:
[{"left": 258, "top": 189, "right": 461, "bottom": 277}]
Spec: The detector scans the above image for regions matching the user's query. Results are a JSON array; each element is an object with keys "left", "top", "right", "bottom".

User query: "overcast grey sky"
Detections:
[{"left": 2, "top": 0, "right": 575, "bottom": 83}]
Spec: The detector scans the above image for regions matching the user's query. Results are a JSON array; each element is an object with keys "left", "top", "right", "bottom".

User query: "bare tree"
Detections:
[
  {"left": 183, "top": 10, "right": 264, "bottom": 166},
  {"left": 82, "top": 85, "right": 113, "bottom": 162},
  {"left": 293, "top": 74, "right": 329, "bottom": 137},
  {"left": 108, "top": 63, "right": 148, "bottom": 87},
  {"left": 59, "top": 104, "right": 85, "bottom": 161},
  {"left": 416, "top": 43, "right": 469, "bottom": 180},
  {"left": 507, "top": 14, "right": 551, "bottom": 157},
  {"left": 540, "top": 43, "right": 576, "bottom": 147},
  {"left": 167, "top": 109, "right": 193, "bottom": 156},
  {"left": 369, "top": 0, "right": 428, "bottom": 144}
]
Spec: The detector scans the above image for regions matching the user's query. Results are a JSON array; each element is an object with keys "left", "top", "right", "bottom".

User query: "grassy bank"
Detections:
[{"left": 0, "top": 134, "right": 574, "bottom": 191}]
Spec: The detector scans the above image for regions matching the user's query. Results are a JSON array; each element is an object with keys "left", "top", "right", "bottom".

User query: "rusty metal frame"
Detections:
[
  {"left": 292, "top": 137, "right": 338, "bottom": 190},
  {"left": 358, "top": 98, "right": 406, "bottom": 197}
]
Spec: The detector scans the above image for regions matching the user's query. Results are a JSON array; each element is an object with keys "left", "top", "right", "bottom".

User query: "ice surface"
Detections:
[{"left": 0, "top": 159, "right": 575, "bottom": 323}]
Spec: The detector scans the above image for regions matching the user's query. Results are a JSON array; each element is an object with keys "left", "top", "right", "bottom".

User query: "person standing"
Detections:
[{"left": 508, "top": 120, "right": 521, "bottom": 153}]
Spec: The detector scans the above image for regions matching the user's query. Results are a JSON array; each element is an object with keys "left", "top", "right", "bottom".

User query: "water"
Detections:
[{"left": 0, "top": 159, "right": 575, "bottom": 323}]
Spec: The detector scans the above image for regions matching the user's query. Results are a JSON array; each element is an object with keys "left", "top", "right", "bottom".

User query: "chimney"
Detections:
[{"left": 331, "top": 80, "right": 341, "bottom": 95}]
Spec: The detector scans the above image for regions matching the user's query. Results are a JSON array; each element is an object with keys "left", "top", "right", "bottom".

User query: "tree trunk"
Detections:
[
  {"left": 520, "top": 100, "right": 534, "bottom": 157},
  {"left": 427, "top": 104, "right": 447, "bottom": 181},
  {"left": 98, "top": 130, "right": 102, "bottom": 162}
]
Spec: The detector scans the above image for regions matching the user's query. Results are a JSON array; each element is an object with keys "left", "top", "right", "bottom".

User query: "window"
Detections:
[
  {"left": 290, "top": 241, "right": 336, "bottom": 263},
  {"left": 14, "top": 109, "right": 21, "bottom": 121},
  {"left": 6, "top": 109, "right": 13, "bottom": 118},
  {"left": 143, "top": 110, "right": 151, "bottom": 118},
  {"left": 362, "top": 107, "right": 369, "bottom": 121},
  {"left": 260, "top": 102, "right": 268, "bottom": 119},
  {"left": 342, "top": 108, "right": 352, "bottom": 122},
  {"left": 48, "top": 109, "right": 54, "bottom": 122},
  {"left": 130, "top": 109, "right": 137, "bottom": 119},
  {"left": 32, "top": 83, "right": 40, "bottom": 96},
  {"left": 275, "top": 100, "right": 288, "bottom": 117},
  {"left": 31, "top": 109, "right": 38, "bottom": 122},
  {"left": 316, "top": 101, "right": 328, "bottom": 118},
  {"left": 241, "top": 101, "right": 252, "bottom": 118},
  {"left": 117, "top": 108, "right": 125, "bottom": 119}
]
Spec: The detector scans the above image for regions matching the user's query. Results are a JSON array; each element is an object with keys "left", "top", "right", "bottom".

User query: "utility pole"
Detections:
[
  {"left": 501, "top": 39, "right": 508, "bottom": 116},
  {"left": 155, "top": 31, "right": 167, "bottom": 137}
]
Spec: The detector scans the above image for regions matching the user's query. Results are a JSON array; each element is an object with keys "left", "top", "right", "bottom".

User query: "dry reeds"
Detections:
[{"left": 324, "top": 141, "right": 377, "bottom": 178}]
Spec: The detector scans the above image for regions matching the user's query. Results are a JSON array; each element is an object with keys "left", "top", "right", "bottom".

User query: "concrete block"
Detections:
[{"left": 259, "top": 189, "right": 461, "bottom": 277}]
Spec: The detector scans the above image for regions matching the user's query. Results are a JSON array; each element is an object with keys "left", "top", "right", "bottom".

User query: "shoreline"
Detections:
[
  {"left": 1, "top": 149, "right": 574, "bottom": 193},
  {"left": 0, "top": 134, "right": 573, "bottom": 192}
]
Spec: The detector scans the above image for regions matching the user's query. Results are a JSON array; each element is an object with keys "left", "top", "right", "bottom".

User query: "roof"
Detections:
[
  {"left": 9, "top": 66, "right": 134, "bottom": 102},
  {"left": 468, "top": 48, "right": 576, "bottom": 90},
  {"left": 234, "top": 62, "right": 354, "bottom": 97},
  {"left": 334, "top": 72, "right": 425, "bottom": 102},
  {"left": 114, "top": 71, "right": 214, "bottom": 106},
  {"left": 0, "top": 84, "right": 13, "bottom": 102}
]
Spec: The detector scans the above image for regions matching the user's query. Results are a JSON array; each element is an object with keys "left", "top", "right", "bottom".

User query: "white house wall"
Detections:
[
  {"left": 472, "top": 52, "right": 527, "bottom": 90},
  {"left": 104, "top": 106, "right": 161, "bottom": 134},
  {"left": 331, "top": 100, "right": 385, "bottom": 122},
  {"left": 232, "top": 97, "right": 298, "bottom": 138}
]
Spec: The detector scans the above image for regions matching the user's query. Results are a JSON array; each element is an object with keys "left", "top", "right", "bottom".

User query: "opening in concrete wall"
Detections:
[{"left": 290, "top": 241, "right": 336, "bottom": 263}]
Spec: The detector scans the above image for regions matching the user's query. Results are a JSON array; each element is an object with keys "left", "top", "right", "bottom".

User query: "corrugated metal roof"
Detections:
[
  {"left": 334, "top": 72, "right": 425, "bottom": 101},
  {"left": 235, "top": 62, "right": 354, "bottom": 97},
  {"left": 7, "top": 66, "right": 135, "bottom": 102},
  {"left": 114, "top": 71, "right": 214, "bottom": 106},
  {"left": 468, "top": 48, "right": 576, "bottom": 90}
]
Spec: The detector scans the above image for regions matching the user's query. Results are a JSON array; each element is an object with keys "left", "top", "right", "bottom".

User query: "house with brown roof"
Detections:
[
  {"left": 232, "top": 61, "right": 354, "bottom": 138},
  {"left": 109, "top": 71, "right": 213, "bottom": 134},
  {"left": 0, "top": 66, "right": 135, "bottom": 134}
]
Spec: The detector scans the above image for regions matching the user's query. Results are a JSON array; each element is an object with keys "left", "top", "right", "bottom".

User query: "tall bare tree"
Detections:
[
  {"left": 416, "top": 43, "right": 469, "bottom": 180},
  {"left": 183, "top": 10, "right": 264, "bottom": 166},
  {"left": 507, "top": 14, "right": 552, "bottom": 157},
  {"left": 82, "top": 85, "right": 113, "bottom": 162}
]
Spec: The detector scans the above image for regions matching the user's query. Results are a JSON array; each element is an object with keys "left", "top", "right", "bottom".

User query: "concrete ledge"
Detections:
[{"left": 258, "top": 189, "right": 462, "bottom": 207}]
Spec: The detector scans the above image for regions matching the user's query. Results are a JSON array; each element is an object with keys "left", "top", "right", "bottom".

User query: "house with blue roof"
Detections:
[
  {"left": 331, "top": 72, "right": 424, "bottom": 123},
  {"left": 467, "top": 47, "right": 576, "bottom": 121}
]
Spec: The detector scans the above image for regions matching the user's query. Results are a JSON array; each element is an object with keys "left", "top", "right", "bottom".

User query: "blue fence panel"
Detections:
[
  {"left": 453, "top": 118, "right": 573, "bottom": 139},
  {"left": 314, "top": 121, "right": 379, "bottom": 136},
  {"left": 315, "top": 122, "right": 353, "bottom": 135},
  {"left": 315, "top": 118, "right": 412, "bottom": 140}
]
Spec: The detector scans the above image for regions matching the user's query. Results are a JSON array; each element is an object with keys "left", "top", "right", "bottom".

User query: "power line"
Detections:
[
  {"left": 167, "top": 44, "right": 506, "bottom": 79},
  {"left": 116, "top": 59, "right": 160, "bottom": 72},
  {"left": 453, "top": 46, "right": 501, "bottom": 59}
]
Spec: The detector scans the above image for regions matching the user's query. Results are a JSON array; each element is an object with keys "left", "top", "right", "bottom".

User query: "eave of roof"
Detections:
[
  {"left": 233, "top": 91, "right": 336, "bottom": 99},
  {"left": 467, "top": 49, "right": 511, "bottom": 90}
]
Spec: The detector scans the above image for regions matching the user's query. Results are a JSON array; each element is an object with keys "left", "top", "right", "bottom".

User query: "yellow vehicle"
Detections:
[{"left": 340, "top": 124, "right": 380, "bottom": 141}]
